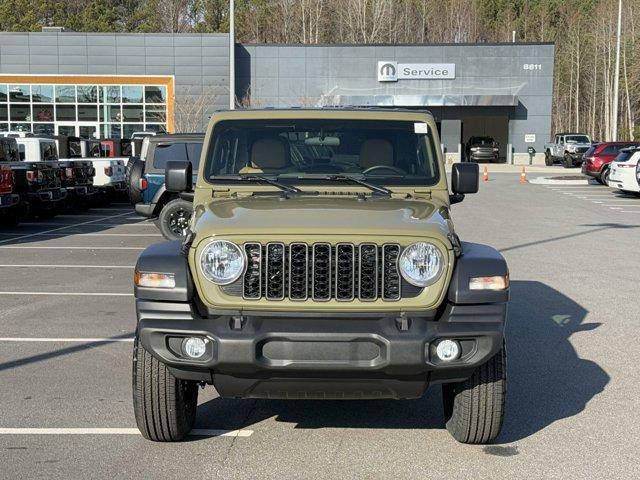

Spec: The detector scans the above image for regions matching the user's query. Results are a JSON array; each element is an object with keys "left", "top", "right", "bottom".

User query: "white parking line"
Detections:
[
  {"left": 0, "top": 428, "right": 253, "bottom": 437},
  {"left": 0, "top": 337, "right": 134, "bottom": 342},
  {"left": 0, "top": 292, "right": 133, "bottom": 296},
  {"left": 17, "top": 222, "right": 155, "bottom": 227},
  {"left": 0, "top": 264, "right": 133, "bottom": 268},
  {"left": 0, "top": 212, "right": 132, "bottom": 246},
  {"left": 0, "top": 246, "right": 144, "bottom": 250},
  {"left": 0, "top": 232, "right": 161, "bottom": 237}
]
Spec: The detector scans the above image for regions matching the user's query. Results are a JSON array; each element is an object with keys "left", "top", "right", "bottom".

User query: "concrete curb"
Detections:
[{"left": 528, "top": 176, "right": 593, "bottom": 185}]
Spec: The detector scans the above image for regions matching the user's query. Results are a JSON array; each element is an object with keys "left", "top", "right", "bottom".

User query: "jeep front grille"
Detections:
[{"left": 240, "top": 242, "right": 405, "bottom": 302}]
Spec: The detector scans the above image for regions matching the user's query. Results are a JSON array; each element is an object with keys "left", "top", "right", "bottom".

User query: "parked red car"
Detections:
[{"left": 582, "top": 142, "right": 640, "bottom": 184}]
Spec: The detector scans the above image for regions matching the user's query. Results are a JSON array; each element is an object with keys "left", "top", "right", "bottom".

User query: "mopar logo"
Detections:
[
  {"left": 377, "top": 61, "right": 456, "bottom": 82},
  {"left": 377, "top": 61, "right": 398, "bottom": 82}
]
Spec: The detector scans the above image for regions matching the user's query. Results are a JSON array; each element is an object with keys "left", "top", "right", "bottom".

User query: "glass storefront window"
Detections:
[
  {"left": 10, "top": 123, "right": 31, "bottom": 132},
  {"left": 56, "top": 105, "right": 76, "bottom": 121},
  {"left": 122, "top": 105, "right": 143, "bottom": 122},
  {"left": 0, "top": 82, "right": 168, "bottom": 139},
  {"left": 145, "top": 124, "right": 167, "bottom": 133},
  {"left": 9, "top": 85, "right": 30, "bottom": 103},
  {"left": 123, "top": 124, "right": 144, "bottom": 138},
  {"left": 77, "top": 86, "right": 97, "bottom": 103},
  {"left": 32, "top": 85, "right": 54, "bottom": 103},
  {"left": 101, "top": 123, "right": 121, "bottom": 139},
  {"left": 100, "top": 86, "right": 121, "bottom": 103},
  {"left": 10, "top": 105, "right": 31, "bottom": 121},
  {"left": 100, "top": 105, "right": 121, "bottom": 122},
  {"left": 145, "top": 108, "right": 166, "bottom": 123},
  {"left": 78, "top": 105, "right": 98, "bottom": 121},
  {"left": 56, "top": 85, "right": 76, "bottom": 103},
  {"left": 0, "top": 123, "right": 8, "bottom": 132},
  {"left": 33, "top": 123, "right": 55, "bottom": 136},
  {"left": 122, "top": 86, "right": 143, "bottom": 103},
  {"left": 145, "top": 86, "right": 166, "bottom": 104},
  {"left": 33, "top": 104, "right": 54, "bottom": 122}
]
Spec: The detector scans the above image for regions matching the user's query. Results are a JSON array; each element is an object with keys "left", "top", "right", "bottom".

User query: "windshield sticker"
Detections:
[{"left": 414, "top": 122, "right": 428, "bottom": 134}]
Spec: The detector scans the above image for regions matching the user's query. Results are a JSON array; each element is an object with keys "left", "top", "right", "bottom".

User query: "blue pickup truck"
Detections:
[{"left": 128, "top": 134, "right": 204, "bottom": 240}]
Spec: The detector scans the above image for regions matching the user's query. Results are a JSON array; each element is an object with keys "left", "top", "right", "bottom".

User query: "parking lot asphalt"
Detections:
[{"left": 1, "top": 179, "right": 639, "bottom": 479}]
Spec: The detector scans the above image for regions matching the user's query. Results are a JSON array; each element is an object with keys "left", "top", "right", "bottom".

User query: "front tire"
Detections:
[
  {"left": 545, "top": 151, "right": 553, "bottom": 166},
  {"left": 157, "top": 198, "right": 193, "bottom": 241},
  {"left": 132, "top": 338, "right": 198, "bottom": 442},
  {"left": 442, "top": 346, "right": 506, "bottom": 444},
  {"left": 563, "top": 154, "right": 574, "bottom": 168}
]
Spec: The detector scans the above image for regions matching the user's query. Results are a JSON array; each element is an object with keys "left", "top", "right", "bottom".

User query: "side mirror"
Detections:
[
  {"left": 165, "top": 160, "right": 192, "bottom": 192},
  {"left": 451, "top": 162, "right": 479, "bottom": 200}
]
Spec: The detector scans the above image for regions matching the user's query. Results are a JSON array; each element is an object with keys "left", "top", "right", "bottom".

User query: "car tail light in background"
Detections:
[
  {"left": 65, "top": 167, "right": 76, "bottom": 179},
  {"left": 0, "top": 165, "right": 13, "bottom": 194},
  {"left": 139, "top": 178, "right": 148, "bottom": 190},
  {"left": 104, "top": 166, "right": 113, "bottom": 176},
  {"left": 26, "top": 170, "right": 43, "bottom": 183}
]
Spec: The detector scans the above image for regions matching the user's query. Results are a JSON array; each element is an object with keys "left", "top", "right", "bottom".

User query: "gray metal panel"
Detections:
[{"left": 59, "top": 64, "right": 88, "bottom": 74}]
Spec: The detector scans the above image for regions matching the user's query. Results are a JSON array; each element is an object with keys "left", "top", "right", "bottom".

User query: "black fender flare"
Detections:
[
  {"left": 447, "top": 242, "right": 509, "bottom": 304},
  {"left": 134, "top": 240, "right": 194, "bottom": 302}
]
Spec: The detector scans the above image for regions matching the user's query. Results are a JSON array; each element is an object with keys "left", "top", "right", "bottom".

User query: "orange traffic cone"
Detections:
[
  {"left": 520, "top": 166, "right": 528, "bottom": 183},
  {"left": 483, "top": 166, "right": 489, "bottom": 182}
]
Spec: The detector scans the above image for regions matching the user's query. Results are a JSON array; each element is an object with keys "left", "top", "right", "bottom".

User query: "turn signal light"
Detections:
[
  {"left": 469, "top": 275, "right": 509, "bottom": 290},
  {"left": 134, "top": 271, "right": 175, "bottom": 288}
]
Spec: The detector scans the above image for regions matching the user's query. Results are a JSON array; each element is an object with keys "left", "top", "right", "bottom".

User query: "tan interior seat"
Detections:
[
  {"left": 241, "top": 138, "right": 289, "bottom": 173},
  {"left": 359, "top": 139, "right": 394, "bottom": 170}
]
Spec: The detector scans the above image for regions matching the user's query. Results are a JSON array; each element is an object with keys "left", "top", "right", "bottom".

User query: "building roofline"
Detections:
[{"left": 238, "top": 41, "right": 555, "bottom": 47}]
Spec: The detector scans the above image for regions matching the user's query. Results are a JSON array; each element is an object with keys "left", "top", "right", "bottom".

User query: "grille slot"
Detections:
[
  {"left": 312, "top": 243, "right": 332, "bottom": 301},
  {"left": 241, "top": 242, "right": 407, "bottom": 302},
  {"left": 265, "top": 243, "right": 285, "bottom": 300},
  {"left": 242, "top": 243, "right": 262, "bottom": 299},
  {"left": 382, "top": 244, "right": 401, "bottom": 301},
  {"left": 288, "top": 243, "right": 308, "bottom": 300}
]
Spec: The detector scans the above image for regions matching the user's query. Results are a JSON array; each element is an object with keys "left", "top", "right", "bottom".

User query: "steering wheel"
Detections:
[{"left": 362, "top": 165, "right": 406, "bottom": 175}]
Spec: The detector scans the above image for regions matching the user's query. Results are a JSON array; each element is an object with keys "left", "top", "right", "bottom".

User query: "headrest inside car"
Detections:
[
  {"left": 251, "top": 138, "right": 288, "bottom": 169},
  {"left": 359, "top": 139, "right": 393, "bottom": 169}
]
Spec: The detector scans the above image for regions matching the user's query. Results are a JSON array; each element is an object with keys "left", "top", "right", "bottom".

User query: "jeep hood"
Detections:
[{"left": 191, "top": 195, "right": 453, "bottom": 245}]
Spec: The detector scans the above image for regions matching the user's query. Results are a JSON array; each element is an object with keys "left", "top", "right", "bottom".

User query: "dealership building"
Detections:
[{"left": 0, "top": 31, "right": 554, "bottom": 163}]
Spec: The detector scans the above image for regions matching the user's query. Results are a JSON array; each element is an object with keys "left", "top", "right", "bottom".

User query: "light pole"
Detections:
[
  {"left": 612, "top": 0, "right": 621, "bottom": 140},
  {"left": 229, "top": 0, "right": 235, "bottom": 110}
]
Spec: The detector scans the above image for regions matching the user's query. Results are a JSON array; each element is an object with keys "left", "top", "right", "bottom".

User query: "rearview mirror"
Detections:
[
  {"left": 165, "top": 160, "right": 192, "bottom": 192},
  {"left": 451, "top": 162, "right": 479, "bottom": 195}
]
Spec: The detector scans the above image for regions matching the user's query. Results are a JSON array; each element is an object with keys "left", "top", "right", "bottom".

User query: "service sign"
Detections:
[
  {"left": 524, "top": 134, "right": 536, "bottom": 143},
  {"left": 377, "top": 61, "right": 456, "bottom": 82}
]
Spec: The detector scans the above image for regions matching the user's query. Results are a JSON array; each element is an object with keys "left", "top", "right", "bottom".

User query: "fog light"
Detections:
[
  {"left": 436, "top": 339, "right": 460, "bottom": 362},
  {"left": 183, "top": 337, "right": 207, "bottom": 359}
]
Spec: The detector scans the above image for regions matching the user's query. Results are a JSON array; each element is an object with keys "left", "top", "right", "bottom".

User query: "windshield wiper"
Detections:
[
  {"left": 326, "top": 175, "right": 392, "bottom": 196},
  {"left": 237, "top": 175, "right": 303, "bottom": 194}
]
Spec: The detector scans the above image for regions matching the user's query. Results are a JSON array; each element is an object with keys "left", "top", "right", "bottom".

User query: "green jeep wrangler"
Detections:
[{"left": 132, "top": 108, "right": 509, "bottom": 444}]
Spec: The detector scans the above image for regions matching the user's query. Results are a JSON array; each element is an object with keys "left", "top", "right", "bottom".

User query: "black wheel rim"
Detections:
[{"left": 167, "top": 208, "right": 190, "bottom": 236}]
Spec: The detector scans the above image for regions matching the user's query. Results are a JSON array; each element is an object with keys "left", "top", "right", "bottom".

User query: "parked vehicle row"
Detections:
[
  {"left": 0, "top": 134, "right": 133, "bottom": 227},
  {"left": 582, "top": 142, "right": 640, "bottom": 184}
]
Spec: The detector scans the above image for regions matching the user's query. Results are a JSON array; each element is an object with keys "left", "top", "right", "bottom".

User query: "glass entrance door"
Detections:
[{"left": 56, "top": 122, "right": 100, "bottom": 139}]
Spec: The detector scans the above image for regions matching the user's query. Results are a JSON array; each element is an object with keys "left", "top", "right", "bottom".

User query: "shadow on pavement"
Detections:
[{"left": 195, "top": 280, "right": 608, "bottom": 443}]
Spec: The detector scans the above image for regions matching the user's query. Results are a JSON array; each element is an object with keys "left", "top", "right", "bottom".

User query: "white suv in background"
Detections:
[{"left": 608, "top": 147, "right": 640, "bottom": 194}]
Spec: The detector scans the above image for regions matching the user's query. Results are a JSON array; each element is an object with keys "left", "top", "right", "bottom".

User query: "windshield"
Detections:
[
  {"left": 565, "top": 135, "right": 590, "bottom": 144},
  {"left": 204, "top": 119, "right": 440, "bottom": 186}
]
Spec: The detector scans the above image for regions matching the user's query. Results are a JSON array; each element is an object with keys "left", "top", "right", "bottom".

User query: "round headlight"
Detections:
[
  {"left": 199, "top": 240, "right": 245, "bottom": 285},
  {"left": 399, "top": 242, "right": 444, "bottom": 287}
]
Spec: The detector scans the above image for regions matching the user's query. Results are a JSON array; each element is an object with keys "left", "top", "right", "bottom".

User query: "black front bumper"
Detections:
[{"left": 137, "top": 300, "right": 505, "bottom": 399}]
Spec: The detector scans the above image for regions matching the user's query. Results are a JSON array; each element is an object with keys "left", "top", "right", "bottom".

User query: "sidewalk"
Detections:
[{"left": 445, "top": 163, "right": 582, "bottom": 174}]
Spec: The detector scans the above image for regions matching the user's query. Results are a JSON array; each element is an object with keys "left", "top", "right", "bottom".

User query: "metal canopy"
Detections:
[{"left": 319, "top": 94, "right": 519, "bottom": 107}]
